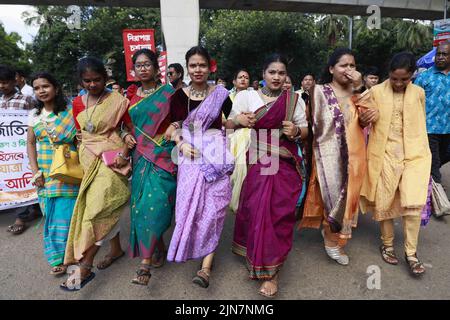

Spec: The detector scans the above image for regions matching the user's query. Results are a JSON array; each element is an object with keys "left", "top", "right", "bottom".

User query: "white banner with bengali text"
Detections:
[{"left": 0, "top": 110, "right": 38, "bottom": 210}]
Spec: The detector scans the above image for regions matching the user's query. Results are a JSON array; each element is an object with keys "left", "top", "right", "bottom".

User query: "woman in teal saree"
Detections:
[{"left": 123, "top": 49, "right": 176, "bottom": 286}]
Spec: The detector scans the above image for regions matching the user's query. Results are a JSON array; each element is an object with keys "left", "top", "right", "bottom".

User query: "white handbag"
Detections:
[{"left": 431, "top": 178, "right": 450, "bottom": 217}]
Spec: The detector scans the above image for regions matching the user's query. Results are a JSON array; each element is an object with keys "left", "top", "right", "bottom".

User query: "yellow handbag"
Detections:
[{"left": 49, "top": 144, "right": 84, "bottom": 185}]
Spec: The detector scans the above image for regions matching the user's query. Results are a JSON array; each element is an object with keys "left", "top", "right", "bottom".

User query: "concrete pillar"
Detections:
[{"left": 160, "top": 0, "right": 200, "bottom": 83}]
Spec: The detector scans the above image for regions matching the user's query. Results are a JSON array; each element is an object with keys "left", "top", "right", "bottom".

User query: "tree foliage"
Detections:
[
  {"left": 0, "top": 23, "right": 31, "bottom": 74},
  {"left": 19, "top": 6, "right": 435, "bottom": 90}
]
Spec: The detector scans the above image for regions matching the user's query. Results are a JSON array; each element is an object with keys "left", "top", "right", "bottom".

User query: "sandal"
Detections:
[
  {"left": 405, "top": 254, "right": 425, "bottom": 276},
  {"left": 7, "top": 223, "right": 26, "bottom": 235},
  {"left": 192, "top": 267, "right": 211, "bottom": 288},
  {"left": 258, "top": 275, "right": 278, "bottom": 298},
  {"left": 131, "top": 263, "right": 152, "bottom": 286},
  {"left": 380, "top": 245, "right": 399, "bottom": 265},
  {"left": 50, "top": 265, "right": 68, "bottom": 276},
  {"left": 60, "top": 262, "right": 96, "bottom": 291},
  {"left": 151, "top": 249, "right": 167, "bottom": 268},
  {"left": 96, "top": 251, "right": 125, "bottom": 270}
]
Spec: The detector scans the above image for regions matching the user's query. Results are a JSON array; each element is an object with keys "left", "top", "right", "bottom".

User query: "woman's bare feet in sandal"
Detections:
[
  {"left": 405, "top": 254, "right": 425, "bottom": 276},
  {"left": 60, "top": 262, "right": 96, "bottom": 291},
  {"left": 192, "top": 267, "right": 211, "bottom": 288},
  {"left": 50, "top": 264, "right": 67, "bottom": 276},
  {"left": 258, "top": 274, "right": 278, "bottom": 298},
  {"left": 380, "top": 245, "right": 398, "bottom": 265},
  {"left": 131, "top": 263, "right": 152, "bottom": 286}
]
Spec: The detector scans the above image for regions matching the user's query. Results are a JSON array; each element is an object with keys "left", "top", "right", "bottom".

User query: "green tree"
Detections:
[
  {"left": 318, "top": 14, "right": 347, "bottom": 47},
  {"left": 0, "top": 23, "right": 31, "bottom": 73},
  {"left": 201, "top": 10, "right": 327, "bottom": 86},
  {"left": 23, "top": 6, "right": 162, "bottom": 92}
]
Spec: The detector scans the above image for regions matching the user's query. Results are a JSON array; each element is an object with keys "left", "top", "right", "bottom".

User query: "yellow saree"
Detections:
[{"left": 64, "top": 92, "right": 131, "bottom": 264}]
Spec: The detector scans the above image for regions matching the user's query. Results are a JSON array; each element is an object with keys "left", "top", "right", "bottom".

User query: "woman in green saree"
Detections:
[{"left": 122, "top": 49, "right": 177, "bottom": 286}]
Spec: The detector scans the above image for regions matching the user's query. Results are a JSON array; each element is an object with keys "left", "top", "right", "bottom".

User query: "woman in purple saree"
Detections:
[
  {"left": 165, "top": 46, "right": 233, "bottom": 289},
  {"left": 226, "top": 54, "right": 308, "bottom": 298}
]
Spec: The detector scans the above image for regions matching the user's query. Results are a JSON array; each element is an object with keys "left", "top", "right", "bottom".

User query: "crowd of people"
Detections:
[{"left": 0, "top": 39, "right": 449, "bottom": 298}]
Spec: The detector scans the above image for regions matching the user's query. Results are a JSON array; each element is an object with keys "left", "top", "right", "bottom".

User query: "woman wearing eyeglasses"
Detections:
[{"left": 122, "top": 49, "right": 177, "bottom": 286}]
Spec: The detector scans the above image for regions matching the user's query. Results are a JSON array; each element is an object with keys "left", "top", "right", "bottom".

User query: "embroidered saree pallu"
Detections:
[
  {"left": 233, "top": 91, "right": 304, "bottom": 280},
  {"left": 301, "top": 84, "right": 367, "bottom": 239}
]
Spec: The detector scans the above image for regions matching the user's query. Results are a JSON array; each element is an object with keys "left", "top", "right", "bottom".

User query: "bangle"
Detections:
[
  {"left": 120, "top": 129, "right": 130, "bottom": 139},
  {"left": 170, "top": 122, "right": 180, "bottom": 130},
  {"left": 118, "top": 152, "right": 131, "bottom": 161}
]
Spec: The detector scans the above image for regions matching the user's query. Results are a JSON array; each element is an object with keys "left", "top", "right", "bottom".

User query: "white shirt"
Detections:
[
  {"left": 20, "top": 84, "right": 34, "bottom": 97},
  {"left": 228, "top": 90, "right": 307, "bottom": 127}
]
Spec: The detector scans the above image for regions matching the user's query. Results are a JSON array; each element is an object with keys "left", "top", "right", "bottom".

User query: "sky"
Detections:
[{"left": 0, "top": 5, "right": 39, "bottom": 45}]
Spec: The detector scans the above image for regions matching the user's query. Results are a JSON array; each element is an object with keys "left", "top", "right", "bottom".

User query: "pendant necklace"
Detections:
[
  {"left": 85, "top": 91, "right": 105, "bottom": 133},
  {"left": 187, "top": 85, "right": 209, "bottom": 133}
]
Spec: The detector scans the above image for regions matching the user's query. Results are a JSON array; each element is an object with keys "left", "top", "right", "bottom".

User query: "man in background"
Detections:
[
  {"left": 15, "top": 69, "right": 34, "bottom": 97},
  {"left": 168, "top": 63, "right": 186, "bottom": 90},
  {"left": 362, "top": 66, "right": 380, "bottom": 91},
  {"left": 415, "top": 40, "right": 450, "bottom": 187}
]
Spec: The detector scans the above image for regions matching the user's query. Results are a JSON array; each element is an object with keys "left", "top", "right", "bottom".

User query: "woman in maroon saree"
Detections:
[{"left": 226, "top": 54, "right": 308, "bottom": 298}]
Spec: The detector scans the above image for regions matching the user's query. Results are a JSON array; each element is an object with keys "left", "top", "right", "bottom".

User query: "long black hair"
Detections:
[
  {"left": 320, "top": 48, "right": 354, "bottom": 84},
  {"left": 30, "top": 72, "right": 67, "bottom": 116},
  {"left": 77, "top": 57, "right": 108, "bottom": 82}
]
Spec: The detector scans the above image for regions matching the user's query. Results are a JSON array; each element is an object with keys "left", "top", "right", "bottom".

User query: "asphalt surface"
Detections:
[{"left": 1, "top": 164, "right": 449, "bottom": 300}]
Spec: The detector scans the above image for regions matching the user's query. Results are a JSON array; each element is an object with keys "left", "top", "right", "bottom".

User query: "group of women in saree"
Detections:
[{"left": 27, "top": 45, "right": 431, "bottom": 297}]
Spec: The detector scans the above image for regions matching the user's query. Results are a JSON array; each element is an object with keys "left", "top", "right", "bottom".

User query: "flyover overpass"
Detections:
[{"left": 5, "top": 0, "right": 448, "bottom": 20}]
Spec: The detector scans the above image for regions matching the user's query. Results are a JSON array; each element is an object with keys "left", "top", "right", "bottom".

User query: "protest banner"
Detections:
[
  {"left": 0, "top": 110, "right": 38, "bottom": 210},
  {"left": 122, "top": 29, "right": 156, "bottom": 82}
]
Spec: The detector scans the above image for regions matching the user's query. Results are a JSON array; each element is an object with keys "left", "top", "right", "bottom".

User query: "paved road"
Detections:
[{"left": 1, "top": 164, "right": 449, "bottom": 300}]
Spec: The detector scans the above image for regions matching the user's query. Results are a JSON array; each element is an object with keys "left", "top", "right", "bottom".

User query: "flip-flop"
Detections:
[
  {"left": 60, "top": 272, "right": 96, "bottom": 292},
  {"left": 96, "top": 251, "right": 125, "bottom": 270}
]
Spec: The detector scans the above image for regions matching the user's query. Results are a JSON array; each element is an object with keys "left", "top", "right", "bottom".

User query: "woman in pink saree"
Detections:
[{"left": 226, "top": 54, "right": 308, "bottom": 298}]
